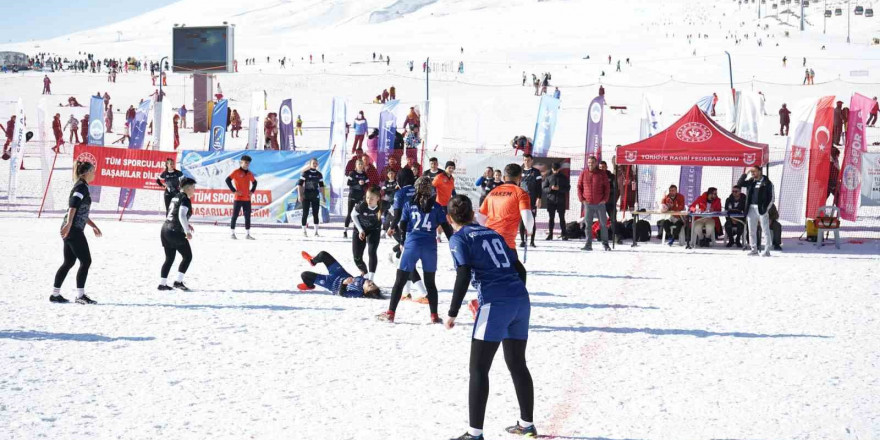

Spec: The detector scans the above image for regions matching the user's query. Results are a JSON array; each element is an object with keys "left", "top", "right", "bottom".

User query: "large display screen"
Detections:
[{"left": 172, "top": 26, "right": 234, "bottom": 72}]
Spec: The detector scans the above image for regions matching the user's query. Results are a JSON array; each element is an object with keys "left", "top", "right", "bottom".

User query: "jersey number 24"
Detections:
[
  {"left": 481, "top": 238, "right": 511, "bottom": 268},
  {"left": 411, "top": 211, "right": 433, "bottom": 231}
]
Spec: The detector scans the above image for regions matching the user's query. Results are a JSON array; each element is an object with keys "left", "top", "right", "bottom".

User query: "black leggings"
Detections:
[
  {"left": 163, "top": 191, "right": 176, "bottom": 213},
  {"left": 301, "top": 197, "right": 320, "bottom": 226},
  {"left": 344, "top": 198, "right": 360, "bottom": 228},
  {"left": 469, "top": 339, "right": 534, "bottom": 430},
  {"left": 54, "top": 228, "right": 92, "bottom": 289},
  {"left": 388, "top": 269, "right": 437, "bottom": 314},
  {"left": 231, "top": 200, "right": 252, "bottom": 230},
  {"left": 352, "top": 228, "right": 380, "bottom": 274},
  {"left": 300, "top": 251, "right": 337, "bottom": 287},
  {"left": 161, "top": 233, "right": 192, "bottom": 278},
  {"left": 546, "top": 203, "right": 566, "bottom": 237}
]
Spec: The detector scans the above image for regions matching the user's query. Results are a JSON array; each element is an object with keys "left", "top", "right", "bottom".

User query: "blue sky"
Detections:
[{"left": 2, "top": 0, "right": 179, "bottom": 44}]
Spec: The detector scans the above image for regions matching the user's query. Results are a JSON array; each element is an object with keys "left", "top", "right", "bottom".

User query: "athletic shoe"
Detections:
[
  {"left": 401, "top": 293, "right": 412, "bottom": 302},
  {"left": 314, "top": 230, "right": 320, "bottom": 237},
  {"left": 49, "top": 294, "right": 69, "bottom": 303},
  {"left": 505, "top": 422, "right": 538, "bottom": 437},
  {"left": 173, "top": 282, "right": 191, "bottom": 291},
  {"left": 344, "top": 230, "right": 348, "bottom": 238},
  {"left": 761, "top": 251, "right": 771, "bottom": 257},
  {"left": 561, "top": 235, "right": 569, "bottom": 241},
  {"left": 603, "top": 243, "right": 611, "bottom": 251},
  {"left": 519, "top": 241, "right": 526, "bottom": 248},
  {"left": 667, "top": 238, "right": 675, "bottom": 246},
  {"left": 748, "top": 249, "right": 760, "bottom": 256},
  {"left": 376, "top": 310, "right": 395, "bottom": 322},
  {"left": 430, "top": 313, "right": 442, "bottom": 324},
  {"left": 157, "top": 284, "right": 173, "bottom": 291},
  {"left": 75, "top": 295, "right": 97, "bottom": 305},
  {"left": 297, "top": 283, "right": 314, "bottom": 291},
  {"left": 449, "top": 433, "right": 483, "bottom": 440},
  {"left": 414, "top": 296, "right": 430, "bottom": 305},
  {"left": 231, "top": 232, "right": 237, "bottom": 240},
  {"left": 530, "top": 241, "right": 536, "bottom": 248},
  {"left": 301, "top": 251, "right": 315, "bottom": 266},
  {"left": 545, "top": 235, "right": 553, "bottom": 241},
  {"left": 468, "top": 299, "right": 479, "bottom": 319},
  {"left": 773, "top": 245, "right": 782, "bottom": 251},
  {"left": 246, "top": 234, "right": 255, "bottom": 240},
  {"left": 303, "top": 228, "right": 309, "bottom": 237},
  {"left": 581, "top": 243, "right": 592, "bottom": 251},
  {"left": 726, "top": 241, "right": 734, "bottom": 248}
]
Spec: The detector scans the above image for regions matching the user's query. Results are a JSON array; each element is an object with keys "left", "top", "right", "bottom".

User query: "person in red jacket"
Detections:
[
  {"left": 80, "top": 114, "right": 89, "bottom": 145},
  {"left": 657, "top": 185, "right": 686, "bottom": 245},
  {"left": 576, "top": 156, "right": 610, "bottom": 251},
  {"left": 52, "top": 114, "right": 64, "bottom": 153},
  {"left": 689, "top": 187, "right": 722, "bottom": 246},
  {"left": 43, "top": 75, "right": 52, "bottom": 95},
  {"left": 2, "top": 115, "right": 16, "bottom": 156},
  {"left": 868, "top": 97, "right": 879, "bottom": 127}
]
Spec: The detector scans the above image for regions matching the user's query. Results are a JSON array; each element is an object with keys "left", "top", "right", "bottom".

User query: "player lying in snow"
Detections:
[{"left": 298, "top": 251, "right": 384, "bottom": 299}]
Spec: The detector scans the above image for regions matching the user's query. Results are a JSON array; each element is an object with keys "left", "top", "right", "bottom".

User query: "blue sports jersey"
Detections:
[
  {"left": 392, "top": 185, "right": 416, "bottom": 212},
  {"left": 342, "top": 277, "right": 366, "bottom": 298},
  {"left": 449, "top": 224, "right": 528, "bottom": 304},
  {"left": 401, "top": 199, "right": 447, "bottom": 245},
  {"left": 313, "top": 262, "right": 365, "bottom": 298}
]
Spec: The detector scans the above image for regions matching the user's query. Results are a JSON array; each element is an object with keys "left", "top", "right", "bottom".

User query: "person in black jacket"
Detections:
[
  {"left": 737, "top": 166, "right": 774, "bottom": 257},
  {"left": 156, "top": 158, "right": 184, "bottom": 213},
  {"left": 519, "top": 154, "right": 543, "bottom": 247},
  {"left": 345, "top": 159, "right": 369, "bottom": 238},
  {"left": 298, "top": 158, "right": 326, "bottom": 237},
  {"left": 543, "top": 163, "right": 570, "bottom": 240},
  {"left": 724, "top": 185, "right": 747, "bottom": 248}
]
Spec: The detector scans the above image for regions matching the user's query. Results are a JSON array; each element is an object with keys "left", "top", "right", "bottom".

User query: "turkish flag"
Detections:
[{"left": 805, "top": 96, "right": 835, "bottom": 219}]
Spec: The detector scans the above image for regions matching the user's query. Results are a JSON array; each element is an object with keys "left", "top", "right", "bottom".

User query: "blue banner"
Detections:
[
  {"left": 129, "top": 99, "right": 151, "bottom": 149},
  {"left": 584, "top": 95, "right": 605, "bottom": 162},
  {"left": 209, "top": 99, "right": 228, "bottom": 151},
  {"left": 179, "top": 149, "right": 332, "bottom": 224},
  {"left": 532, "top": 95, "right": 560, "bottom": 157},
  {"left": 678, "top": 166, "right": 703, "bottom": 207},
  {"left": 88, "top": 96, "right": 105, "bottom": 146},
  {"left": 279, "top": 98, "right": 294, "bottom": 150},
  {"left": 377, "top": 109, "right": 396, "bottom": 172},
  {"left": 696, "top": 95, "right": 714, "bottom": 114},
  {"left": 328, "top": 97, "right": 347, "bottom": 151}
]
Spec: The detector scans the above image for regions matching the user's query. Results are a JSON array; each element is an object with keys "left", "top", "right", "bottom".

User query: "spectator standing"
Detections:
[{"left": 576, "top": 156, "right": 610, "bottom": 251}]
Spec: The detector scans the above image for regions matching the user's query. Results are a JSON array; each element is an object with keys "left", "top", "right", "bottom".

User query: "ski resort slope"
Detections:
[{"left": 1, "top": 0, "right": 880, "bottom": 439}]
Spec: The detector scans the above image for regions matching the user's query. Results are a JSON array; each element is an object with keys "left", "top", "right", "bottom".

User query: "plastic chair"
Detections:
[{"left": 815, "top": 206, "right": 841, "bottom": 249}]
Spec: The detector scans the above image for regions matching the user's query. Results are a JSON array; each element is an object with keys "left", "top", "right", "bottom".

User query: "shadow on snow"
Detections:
[
  {"left": 0, "top": 330, "right": 154, "bottom": 342},
  {"left": 531, "top": 325, "right": 831, "bottom": 339}
]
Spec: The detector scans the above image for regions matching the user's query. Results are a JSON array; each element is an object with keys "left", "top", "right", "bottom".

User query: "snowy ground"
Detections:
[
  {"left": 1, "top": 213, "right": 878, "bottom": 440},
  {"left": 2, "top": 0, "right": 880, "bottom": 438}
]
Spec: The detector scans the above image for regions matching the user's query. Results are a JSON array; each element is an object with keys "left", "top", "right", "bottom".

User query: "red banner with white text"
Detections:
[{"left": 73, "top": 144, "right": 169, "bottom": 190}]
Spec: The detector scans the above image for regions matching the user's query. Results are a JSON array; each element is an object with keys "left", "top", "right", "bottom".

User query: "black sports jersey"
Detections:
[
  {"left": 158, "top": 170, "right": 184, "bottom": 193},
  {"left": 298, "top": 169, "right": 325, "bottom": 199},
  {"left": 422, "top": 168, "right": 442, "bottom": 179},
  {"left": 64, "top": 180, "right": 91, "bottom": 230},
  {"left": 381, "top": 180, "right": 399, "bottom": 203},
  {"left": 347, "top": 171, "right": 369, "bottom": 200},
  {"left": 520, "top": 167, "right": 543, "bottom": 204},
  {"left": 165, "top": 193, "right": 192, "bottom": 232},
  {"left": 354, "top": 202, "right": 382, "bottom": 232}
]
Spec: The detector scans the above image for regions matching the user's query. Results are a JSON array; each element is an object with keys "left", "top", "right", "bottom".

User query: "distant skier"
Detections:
[
  {"left": 553, "top": 87, "right": 560, "bottom": 99},
  {"left": 64, "top": 114, "right": 80, "bottom": 144},
  {"left": 52, "top": 114, "right": 64, "bottom": 153},
  {"left": 295, "top": 115, "right": 303, "bottom": 136}
]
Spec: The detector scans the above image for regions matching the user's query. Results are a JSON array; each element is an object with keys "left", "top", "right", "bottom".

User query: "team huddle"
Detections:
[{"left": 49, "top": 155, "right": 540, "bottom": 439}]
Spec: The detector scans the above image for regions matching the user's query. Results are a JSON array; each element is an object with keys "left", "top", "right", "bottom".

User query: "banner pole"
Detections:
[
  {"left": 37, "top": 150, "right": 60, "bottom": 218},
  {"left": 118, "top": 188, "right": 135, "bottom": 221}
]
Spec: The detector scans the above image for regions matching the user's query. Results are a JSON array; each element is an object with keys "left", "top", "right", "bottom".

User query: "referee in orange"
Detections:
[
  {"left": 478, "top": 163, "right": 531, "bottom": 280},
  {"left": 225, "top": 155, "right": 258, "bottom": 240}
]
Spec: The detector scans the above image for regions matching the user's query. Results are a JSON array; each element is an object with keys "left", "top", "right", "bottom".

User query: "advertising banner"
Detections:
[
  {"left": 179, "top": 149, "right": 332, "bottom": 224},
  {"left": 6, "top": 98, "right": 25, "bottom": 203},
  {"left": 209, "top": 99, "right": 228, "bottom": 151},
  {"left": 377, "top": 109, "right": 396, "bottom": 172},
  {"left": 88, "top": 96, "right": 105, "bottom": 146},
  {"left": 279, "top": 98, "right": 294, "bottom": 150},
  {"left": 73, "top": 144, "right": 167, "bottom": 190},
  {"left": 532, "top": 95, "right": 560, "bottom": 157},
  {"left": 861, "top": 153, "right": 880, "bottom": 207},
  {"left": 778, "top": 98, "right": 816, "bottom": 223},
  {"left": 584, "top": 95, "right": 605, "bottom": 161},
  {"left": 839, "top": 93, "right": 873, "bottom": 220},
  {"left": 805, "top": 96, "right": 835, "bottom": 218}
]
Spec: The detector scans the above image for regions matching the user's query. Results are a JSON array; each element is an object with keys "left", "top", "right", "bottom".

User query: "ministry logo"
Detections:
[{"left": 675, "top": 122, "right": 712, "bottom": 143}]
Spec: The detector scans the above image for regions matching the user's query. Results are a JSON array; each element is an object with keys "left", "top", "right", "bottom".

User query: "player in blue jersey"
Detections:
[
  {"left": 298, "top": 251, "right": 383, "bottom": 299},
  {"left": 388, "top": 168, "right": 428, "bottom": 300},
  {"left": 444, "top": 195, "right": 536, "bottom": 440},
  {"left": 378, "top": 177, "right": 452, "bottom": 323}
]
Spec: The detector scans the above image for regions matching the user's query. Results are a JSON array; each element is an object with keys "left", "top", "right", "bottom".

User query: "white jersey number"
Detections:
[{"left": 481, "top": 238, "right": 511, "bottom": 268}]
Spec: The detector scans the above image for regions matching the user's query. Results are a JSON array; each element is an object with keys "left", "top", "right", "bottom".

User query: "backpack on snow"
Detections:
[{"left": 565, "top": 221, "right": 586, "bottom": 239}]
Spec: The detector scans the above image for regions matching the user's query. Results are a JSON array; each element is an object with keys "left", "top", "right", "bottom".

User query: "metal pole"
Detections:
[
  {"left": 725, "top": 51, "right": 734, "bottom": 93},
  {"left": 801, "top": 0, "right": 805, "bottom": 31},
  {"left": 847, "top": 0, "right": 851, "bottom": 43}
]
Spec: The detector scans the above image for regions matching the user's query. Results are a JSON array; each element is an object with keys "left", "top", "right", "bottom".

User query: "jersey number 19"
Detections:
[{"left": 482, "top": 238, "right": 511, "bottom": 268}]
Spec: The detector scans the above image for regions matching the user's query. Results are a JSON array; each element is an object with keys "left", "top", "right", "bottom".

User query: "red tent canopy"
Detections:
[{"left": 616, "top": 105, "right": 769, "bottom": 167}]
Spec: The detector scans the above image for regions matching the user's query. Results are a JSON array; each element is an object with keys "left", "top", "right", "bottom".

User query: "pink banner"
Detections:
[{"left": 839, "top": 93, "right": 873, "bottom": 221}]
